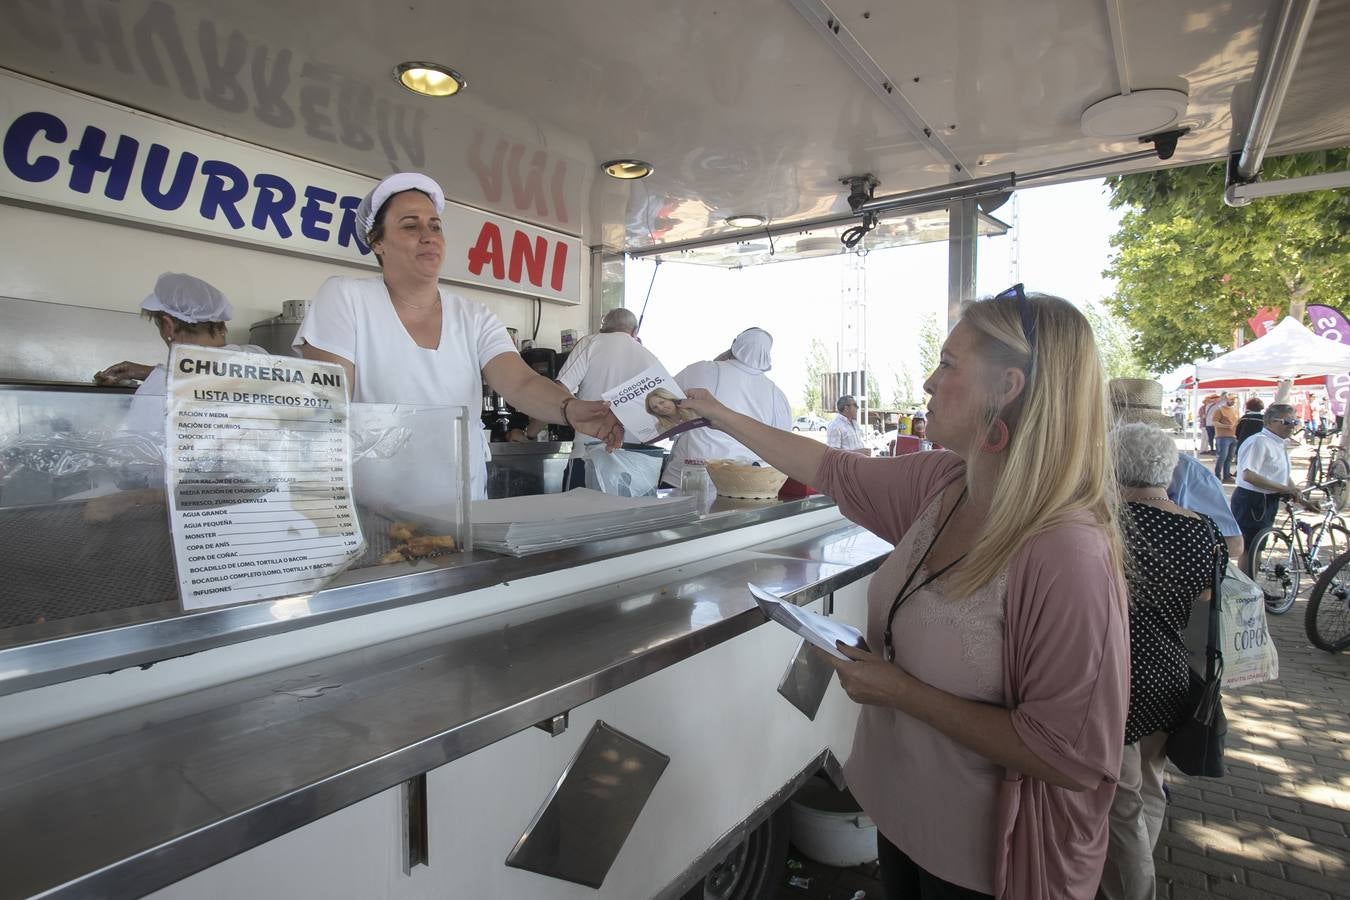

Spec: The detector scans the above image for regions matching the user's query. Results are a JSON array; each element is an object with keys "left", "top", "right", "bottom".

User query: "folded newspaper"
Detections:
[
  {"left": 602, "top": 364, "right": 709, "bottom": 444},
  {"left": 747, "top": 583, "right": 865, "bottom": 661}
]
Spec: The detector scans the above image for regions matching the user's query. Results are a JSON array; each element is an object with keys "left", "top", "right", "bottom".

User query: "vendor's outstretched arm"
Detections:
[{"left": 680, "top": 389, "right": 827, "bottom": 484}]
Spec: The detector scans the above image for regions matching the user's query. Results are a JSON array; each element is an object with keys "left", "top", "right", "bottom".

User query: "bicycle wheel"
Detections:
[
  {"left": 1249, "top": 528, "right": 1300, "bottom": 614},
  {"left": 1309, "top": 521, "right": 1350, "bottom": 575},
  {"left": 1306, "top": 549, "right": 1350, "bottom": 652}
]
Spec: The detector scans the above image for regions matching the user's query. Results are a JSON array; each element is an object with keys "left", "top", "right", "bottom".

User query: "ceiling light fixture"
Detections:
[
  {"left": 393, "top": 62, "right": 467, "bottom": 97},
  {"left": 601, "top": 159, "right": 654, "bottom": 180},
  {"left": 725, "top": 214, "right": 767, "bottom": 228}
]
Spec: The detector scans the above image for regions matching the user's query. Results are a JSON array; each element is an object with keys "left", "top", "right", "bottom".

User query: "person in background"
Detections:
[
  {"left": 294, "top": 172, "right": 620, "bottom": 499},
  {"left": 1212, "top": 394, "right": 1240, "bottom": 482},
  {"left": 549, "top": 307, "right": 661, "bottom": 489},
  {"left": 1108, "top": 379, "right": 1244, "bottom": 563},
  {"left": 95, "top": 272, "right": 266, "bottom": 433},
  {"left": 1235, "top": 397, "right": 1265, "bottom": 449},
  {"left": 662, "top": 327, "right": 792, "bottom": 489},
  {"left": 1202, "top": 393, "right": 1227, "bottom": 455},
  {"left": 1171, "top": 398, "right": 1186, "bottom": 432},
  {"left": 1099, "top": 424, "right": 1223, "bottom": 900},
  {"left": 826, "top": 395, "right": 870, "bottom": 455},
  {"left": 1231, "top": 403, "right": 1317, "bottom": 570},
  {"left": 682, "top": 287, "right": 1128, "bottom": 899},
  {"left": 891, "top": 415, "right": 934, "bottom": 456}
]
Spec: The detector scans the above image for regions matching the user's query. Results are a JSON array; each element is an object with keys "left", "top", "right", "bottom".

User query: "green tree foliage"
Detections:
[
  {"left": 1103, "top": 149, "right": 1350, "bottom": 372},
  {"left": 918, "top": 313, "right": 943, "bottom": 382},
  {"left": 865, "top": 368, "right": 881, "bottom": 409},
  {"left": 891, "top": 363, "right": 917, "bottom": 408},
  {"left": 1081, "top": 303, "right": 1149, "bottom": 380},
  {"left": 803, "top": 338, "right": 830, "bottom": 413}
]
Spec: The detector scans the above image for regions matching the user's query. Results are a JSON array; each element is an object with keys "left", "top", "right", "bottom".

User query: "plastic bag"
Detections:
[
  {"left": 1218, "top": 562, "right": 1279, "bottom": 687},
  {"left": 583, "top": 445, "right": 662, "bottom": 497}
]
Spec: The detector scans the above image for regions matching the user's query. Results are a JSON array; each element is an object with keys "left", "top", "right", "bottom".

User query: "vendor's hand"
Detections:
[
  {"left": 566, "top": 399, "right": 624, "bottom": 450},
  {"left": 506, "top": 429, "right": 530, "bottom": 443},
  {"left": 679, "top": 388, "right": 731, "bottom": 428},
  {"left": 818, "top": 641, "right": 911, "bottom": 709},
  {"left": 94, "top": 361, "right": 154, "bottom": 385}
]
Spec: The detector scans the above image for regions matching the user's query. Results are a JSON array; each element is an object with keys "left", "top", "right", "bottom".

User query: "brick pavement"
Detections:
[{"left": 1155, "top": 448, "right": 1350, "bottom": 900}]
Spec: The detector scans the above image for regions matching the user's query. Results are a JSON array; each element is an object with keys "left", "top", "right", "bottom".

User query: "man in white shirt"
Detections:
[
  {"left": 1230, "top": 403, "right": 1317, "bottom": 567},
  {"left": 826, "top": 395, "right": 870, "bottom": 455},
  {"left": 554, "top": 307, "right": 660, "bottom": 488},
  {"left": 1202, "top": 392, "right": 1228, "bottom": 454},
  {"left": 662, "top": 327, "right": 793, "bottom": 488}
]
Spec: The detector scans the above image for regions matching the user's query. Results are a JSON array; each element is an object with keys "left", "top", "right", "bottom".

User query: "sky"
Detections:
[{"left": 624, "top": 178, "right": 1127, "bottom": 413}]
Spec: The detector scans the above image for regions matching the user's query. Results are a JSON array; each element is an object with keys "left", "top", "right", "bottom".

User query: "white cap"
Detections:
[
  {"left": 140, "top": 272, "right": 232, "bottom": 323},
  {"left": 730, "top": 327, "right": 773, "bottom": 371},
  {"left": 356, "top": 172, "right": 446, "bottom": 238}
]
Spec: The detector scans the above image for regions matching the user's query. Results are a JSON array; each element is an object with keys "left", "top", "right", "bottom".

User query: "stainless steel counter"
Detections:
[{"left": 0, "top": 518, "right": 891, "bottom": 899}]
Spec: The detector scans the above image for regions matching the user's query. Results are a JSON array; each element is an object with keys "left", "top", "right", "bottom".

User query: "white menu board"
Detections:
[{"left": 165, "top": 346, "right": 365, "bottom": 610}]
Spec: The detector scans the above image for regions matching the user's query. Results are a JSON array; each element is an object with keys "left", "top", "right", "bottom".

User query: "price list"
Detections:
[{"left": 165, "top": 346, "right": 364, "bottom": 610}]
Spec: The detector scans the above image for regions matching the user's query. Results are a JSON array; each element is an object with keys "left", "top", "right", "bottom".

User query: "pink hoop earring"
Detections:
[{"left": 981, "top": 418, "right": 1010, "bottom": 454}]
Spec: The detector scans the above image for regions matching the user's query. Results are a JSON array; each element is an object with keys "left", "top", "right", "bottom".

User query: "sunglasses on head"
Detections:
[{"left": 992, "top": 283, "right": 1036, "bottom": 354}]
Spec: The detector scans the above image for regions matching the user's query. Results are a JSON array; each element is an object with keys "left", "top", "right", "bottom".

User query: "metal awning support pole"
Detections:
[
  {"left": 1224, "top": 0, "right": 1320, "bottom": 206},
  {"left": 947, "top": 199, "right": 978, "bottom": 333}
]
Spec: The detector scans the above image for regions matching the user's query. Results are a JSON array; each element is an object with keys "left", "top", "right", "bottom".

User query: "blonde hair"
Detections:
[
  {"left": 948, "top": 293, "right": 1123, "bottom": 597},
  {"left": 645, "top": 387, "right": 684, "bottom": 432}
]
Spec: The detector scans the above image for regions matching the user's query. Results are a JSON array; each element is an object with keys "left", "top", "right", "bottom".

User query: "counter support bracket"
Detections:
[
  {"left": 400, "top": 773, "right": 430, "bottom": 874},
  {"left": 535, "top": 711, "right": 569, "bottom": 736}
]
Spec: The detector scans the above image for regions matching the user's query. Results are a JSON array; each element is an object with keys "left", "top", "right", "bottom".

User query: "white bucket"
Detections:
[{"left": 788, "top": 775, "right": 878, "bottom": 867}]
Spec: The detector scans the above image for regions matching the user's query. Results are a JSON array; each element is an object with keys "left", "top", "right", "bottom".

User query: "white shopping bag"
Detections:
[{"left": 1218, "top": 563, "right": 1280, "bottom": 688}]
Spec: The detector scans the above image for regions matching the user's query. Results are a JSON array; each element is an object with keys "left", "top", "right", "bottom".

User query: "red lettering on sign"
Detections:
[
  {"left": 550, "top": 240, "right": 568, "bottom": 293},
  {"left": 509, "top": 232, "right": 547, "bottom": 287},
  {"left": 467, "top": 222, "right": 505, "bottom": 280}
]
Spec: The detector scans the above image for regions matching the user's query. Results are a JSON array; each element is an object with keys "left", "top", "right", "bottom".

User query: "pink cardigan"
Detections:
[{"left": 815, "top": 449, "right": 1128, "bottom": 899}]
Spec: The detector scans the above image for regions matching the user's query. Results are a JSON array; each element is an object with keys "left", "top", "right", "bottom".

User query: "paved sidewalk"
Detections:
[{"left": 1155, "top": 448, "right": 1350, "bottom": 900}]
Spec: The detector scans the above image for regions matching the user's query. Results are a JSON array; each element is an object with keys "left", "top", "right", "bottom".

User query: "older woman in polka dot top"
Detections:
[{"left": 1099, "top": 423, "right": 1227, "bottom": 900}]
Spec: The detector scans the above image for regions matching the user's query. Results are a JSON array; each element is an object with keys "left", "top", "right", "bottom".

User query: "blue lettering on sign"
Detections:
[
  {"left": 299, "top": 185, "right": 336, "bottom": 240},
  {"left": 1, "top": 107, "right": 371, "bottom": 255},
  {"left": 141, "top": 143, "right": 197, "bottom": 210},
  {"left": 3, "top": 111, "right": 67, "bottom": 182}
]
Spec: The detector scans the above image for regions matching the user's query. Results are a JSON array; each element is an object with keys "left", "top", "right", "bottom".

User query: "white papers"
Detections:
[
  {"left": 466, "top": 488, "right": 699, "bottom": 555},
  {"left": 748, "top": 582, "right": 865, "bottom": 660},
  {"left": 602, "top": 364, "right": 709, "bottom": 444},
  {"left": 165, "top": 346, "right": 364, "bottom": 610}
]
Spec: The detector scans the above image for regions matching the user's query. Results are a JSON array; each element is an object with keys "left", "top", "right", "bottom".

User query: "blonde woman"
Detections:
[
  {"left": 682, "top": 285, "right": 1129, "bottom": 900},
  {"left": 645, "top": 386, "right": 695, "bottom": 434}
]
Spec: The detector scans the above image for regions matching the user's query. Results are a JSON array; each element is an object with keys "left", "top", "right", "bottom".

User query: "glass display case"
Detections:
[{"left": 0, "top": 384, "right": 472, "bottom": 651}]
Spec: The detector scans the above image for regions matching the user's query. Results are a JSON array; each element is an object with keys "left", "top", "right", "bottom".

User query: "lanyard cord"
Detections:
[{"left": 883, "top": 486, "right": 969, "bottom": 661}]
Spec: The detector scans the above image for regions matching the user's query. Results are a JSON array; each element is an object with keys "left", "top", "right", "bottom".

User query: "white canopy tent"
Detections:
[
  {"left": 1193, "top": 316, "right": 1350, "bottom": 455},
  {"left": 1196, "top": 317, "right": 1350, "bottom": 381}
]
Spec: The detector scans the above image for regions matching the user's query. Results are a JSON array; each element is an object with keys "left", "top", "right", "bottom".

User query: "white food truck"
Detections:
[{"left": 0, "top": 1, "right": 1346, "bottom": 897}]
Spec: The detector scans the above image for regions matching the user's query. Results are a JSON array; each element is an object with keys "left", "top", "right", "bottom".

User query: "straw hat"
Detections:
[{"left": 1109, "top": 378, "right": 1177, "bottom": 429}]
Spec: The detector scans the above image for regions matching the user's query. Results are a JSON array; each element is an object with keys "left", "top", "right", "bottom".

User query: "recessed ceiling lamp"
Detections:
[
  {"left": 393, "top": 62, "right": 467, "bottom": 97},
  {"left": 725, "top": 214, "right": 767, "bottom": 228},
  {"left": 1080, "top": 89, "right": 1188, "bottom": 138},
  {"left": 602, "top": 159, "right": 654, "bottom": 180}
]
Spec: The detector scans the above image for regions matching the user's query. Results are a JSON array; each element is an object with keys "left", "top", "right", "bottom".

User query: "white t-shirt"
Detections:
[
  {"left": 1235, "top": 428, "right": 1291, "bottom": 494},
  {"left": 557, "top": 332, "right": 660, "bottom": 460},
  {"left": 293, "top": 276, "right": 517, "bottom": 499},
  {"left": 826, "top": 413, "right": 865, "bottom": 451},
  {"left": 122, "top": 344, "right": 267, "bottom": 434},
  {"left": 662, "top": 359, "right": 792, "bottom": 487}
]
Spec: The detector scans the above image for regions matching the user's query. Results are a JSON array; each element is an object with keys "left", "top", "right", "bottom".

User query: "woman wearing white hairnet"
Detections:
[
  {"left": 662, "top": 327, "right": 792, "bottom": 488},
  {"left": 95, "top": 272, "right": 266, "bottom": 433},
  {"left": 294, "top": 173, "right": 621, "bottom": 499}
]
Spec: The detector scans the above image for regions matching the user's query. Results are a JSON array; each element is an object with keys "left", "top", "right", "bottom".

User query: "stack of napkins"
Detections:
[{"left": 470, "top": 488, "right": 700, "bottom": 555}]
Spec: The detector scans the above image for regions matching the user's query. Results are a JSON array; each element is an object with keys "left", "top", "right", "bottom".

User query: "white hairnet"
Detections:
[
  {"left": 356, "top": 172, "right": 446, "bottom": 238},
  {"left": 140, "top": 272, "right": 232, "bottom": 323},
  {"left": 730, "top": 327, "right": 773, "bottom": 371}
]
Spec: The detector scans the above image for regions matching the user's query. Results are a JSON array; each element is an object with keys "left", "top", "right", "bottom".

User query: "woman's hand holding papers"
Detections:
[{"left": 820, "top": 642, "right": 912, "bottom": 709}]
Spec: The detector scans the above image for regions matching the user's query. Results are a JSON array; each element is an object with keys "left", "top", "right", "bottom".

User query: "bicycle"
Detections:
[
  {"left": 1246, "top": 477, "right": 1350, "bottom": 615},
  {"left": 1303, "top": 428, "right": 1345, "bottom": 499},
  {"left": 1306, "top": 547, "right": 1350, "bottom": 652}
]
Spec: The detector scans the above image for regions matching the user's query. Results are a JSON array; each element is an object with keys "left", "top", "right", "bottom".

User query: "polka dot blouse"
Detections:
[{"left": 1121, "top": 502, "right": 1227, "bottom": 745}]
